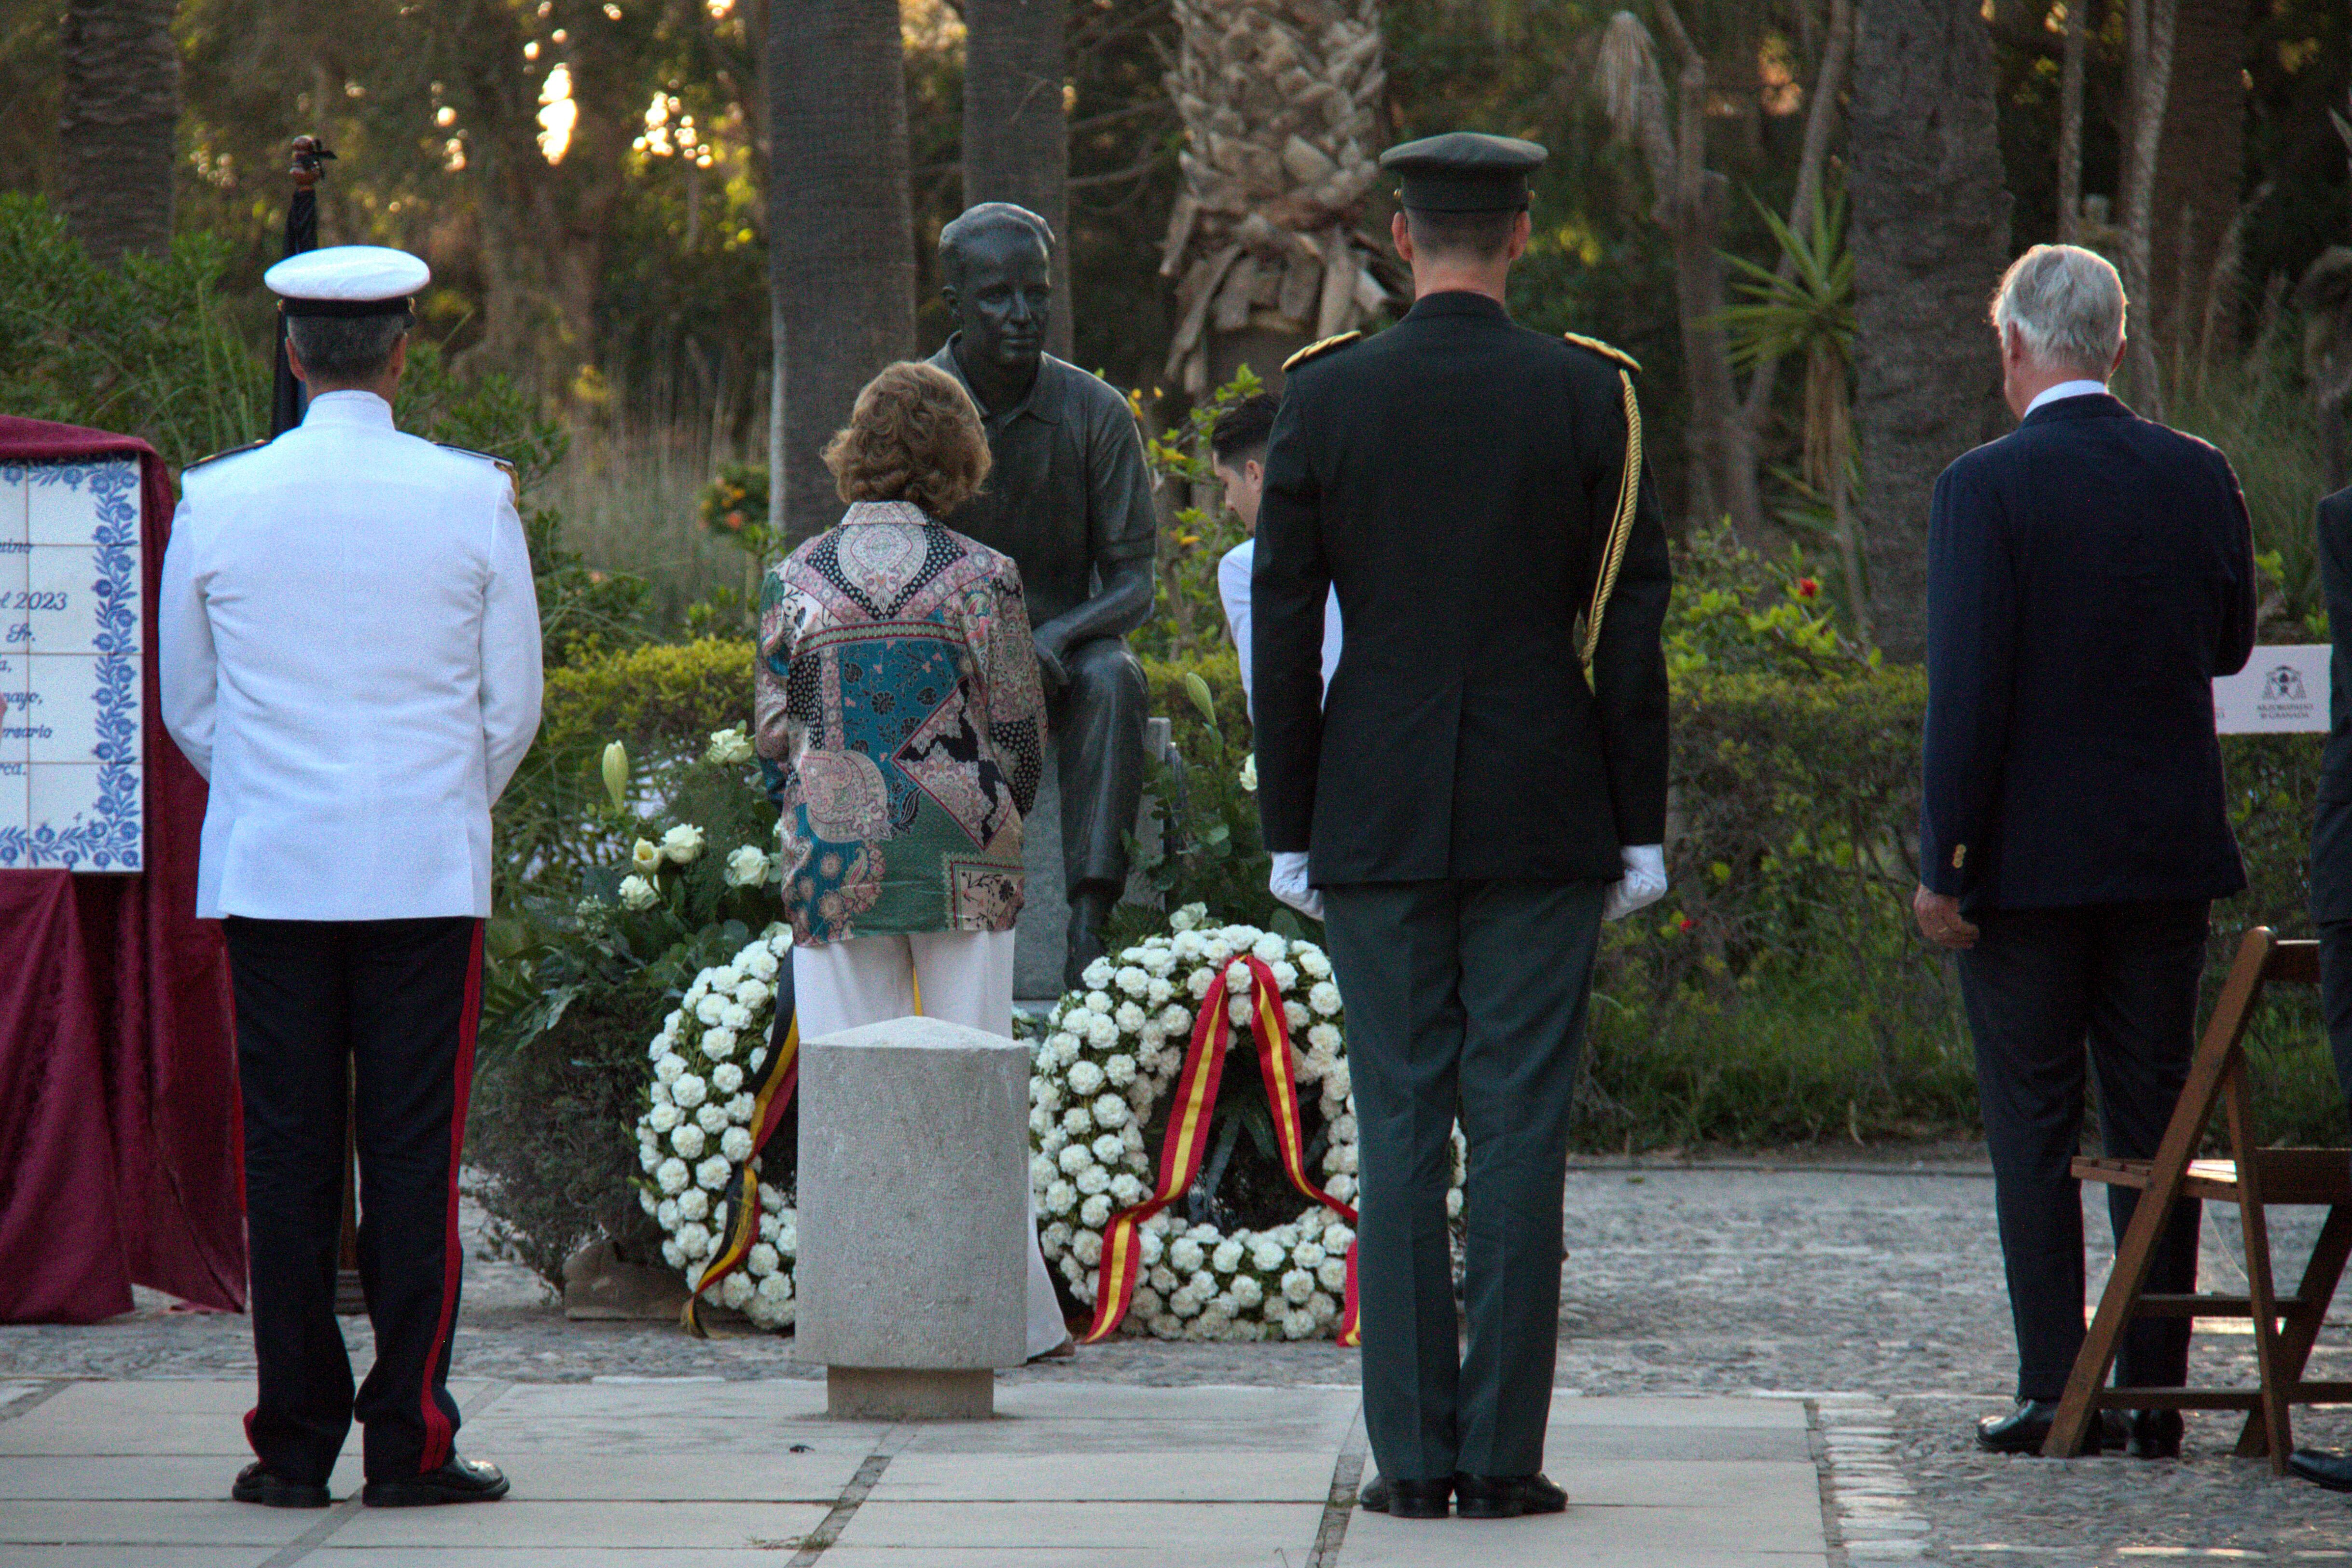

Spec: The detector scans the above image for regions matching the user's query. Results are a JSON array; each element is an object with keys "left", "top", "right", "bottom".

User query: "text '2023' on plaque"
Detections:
[{"left": 0, "top": 457, "right": 145, "bottom": 872}]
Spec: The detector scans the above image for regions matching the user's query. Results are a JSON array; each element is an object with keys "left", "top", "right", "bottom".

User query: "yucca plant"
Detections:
[{"left": 1718, "top": 182, "right": 1866, "bottom": 644}]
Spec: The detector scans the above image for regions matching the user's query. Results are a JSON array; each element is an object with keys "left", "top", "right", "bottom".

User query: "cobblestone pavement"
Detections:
[{"left": 7, "top": 1145, "right": 2351, "bottom": 1564}]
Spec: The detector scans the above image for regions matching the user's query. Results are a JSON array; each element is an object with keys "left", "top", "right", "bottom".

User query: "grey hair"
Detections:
[
  {"left": 1990, "top": 244, "right": 2127, "bottom": 375},
  {"left": 285, "top": 311, "right": 413, "bottom": 383}
]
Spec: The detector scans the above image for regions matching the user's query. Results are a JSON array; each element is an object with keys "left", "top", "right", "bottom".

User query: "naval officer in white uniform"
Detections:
[{"left": 159, "top": 246, "right": 542, "bottom": 1511}]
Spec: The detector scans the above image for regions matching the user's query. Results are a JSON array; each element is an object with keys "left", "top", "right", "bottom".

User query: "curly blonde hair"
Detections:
[{"left": 822, "top": 361, "right": 992, "bottom": 517}]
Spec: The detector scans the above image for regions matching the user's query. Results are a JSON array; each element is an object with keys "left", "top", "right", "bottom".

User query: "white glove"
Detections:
[
  {"left": 1602, "top": 844, "right": 1667, "bottom": 922},
  {"left": 1269, "top": 851, "right": 1325, "bottom": 922}
]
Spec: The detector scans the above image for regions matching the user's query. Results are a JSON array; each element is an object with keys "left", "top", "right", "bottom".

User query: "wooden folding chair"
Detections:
[{"left": 2045, "top": 928, "right": 2352, "bottom": 1469}]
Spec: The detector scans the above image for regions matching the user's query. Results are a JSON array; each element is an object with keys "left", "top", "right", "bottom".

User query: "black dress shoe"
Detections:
[
  {"left": 1358, "top": 1473, "right": 1451, "bottom": 1518},
  {"left": 362, "top": 1455, "right": 511, "bottom": 1508},
  {"left": 1975, "top": 1400, "right": 2123, "bottom": 1455},
  {"left": 1455, "top": 1471, "right": 1568, "bottom": 1519},
  {"left": 231, "top": 1462, "right": 330, "bottom": 1509},
  {"left": 2130, "top": 1409, "right": 2184, "bottom": 1459},
  {"left": 2291, "top": 1448, "right": 2352, "bottom": 1492}
]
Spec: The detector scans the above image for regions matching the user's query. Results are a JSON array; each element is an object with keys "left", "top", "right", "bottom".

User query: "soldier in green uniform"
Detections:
[{"left": 1252, "top": 133, "right": 1673, "bottom": 1521}]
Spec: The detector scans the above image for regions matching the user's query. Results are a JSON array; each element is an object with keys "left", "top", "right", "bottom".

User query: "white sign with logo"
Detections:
[
  {"left": 0, "top": 457, "right": 144, "bottom": 871},
  {"left": 2214, "top": 644, "right": 2330, "bottom": 735}
]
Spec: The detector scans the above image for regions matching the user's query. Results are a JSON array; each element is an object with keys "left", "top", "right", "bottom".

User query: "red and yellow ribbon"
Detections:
[
  {"left": 682, "top": 968, "right": 801, "bottom": 1338},
  {"left": 1079, "top": 954, "right": 1361, "bottom": 1347}
]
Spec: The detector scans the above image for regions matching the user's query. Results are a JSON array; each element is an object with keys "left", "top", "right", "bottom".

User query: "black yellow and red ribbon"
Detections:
[
  {"left": 1079, "top": 954, "right": 1361, "bottom": 1347},
  {"left": 681, "top": 962, "right": 800, "bottom": 1337}
]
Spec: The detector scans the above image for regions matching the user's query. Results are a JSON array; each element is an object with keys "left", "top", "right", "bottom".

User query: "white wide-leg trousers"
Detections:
[{"left": 792, "top": 929, "right": 1067, "bottom": 1360}]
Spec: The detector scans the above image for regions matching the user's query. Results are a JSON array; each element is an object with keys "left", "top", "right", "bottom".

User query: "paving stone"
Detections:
[
  {"left": 326, "top": 1500, "right": 832, "bottom": 1551},
  {"left": 0, "top": 1550, "right": 270, "bottom": 1568},
  {"left": 0, "top": 1498, "right": 318, "bottom": 1546},
  {"left": 833, "top": 1500, "right": 1325, "bottom": 1552},
  {"left": 868, "top": 1449, "right": 1335, "bottom": 1502}
]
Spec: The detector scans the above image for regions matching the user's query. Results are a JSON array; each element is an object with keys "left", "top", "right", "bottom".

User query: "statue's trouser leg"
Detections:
[
  {"left": 1050, "top": 637, "right": 1146, "bottom": 989},
  {"left": 792, "top": 929, "right": 1065, "bottom": 1358},
  {"left": 1323, "top": 879, "right": 1600, "bottom": 1483}
]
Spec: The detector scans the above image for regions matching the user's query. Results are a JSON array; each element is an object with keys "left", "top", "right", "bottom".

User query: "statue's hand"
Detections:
[{"left": 1032, "top": 631, "right": 1068, "bottom": 692}]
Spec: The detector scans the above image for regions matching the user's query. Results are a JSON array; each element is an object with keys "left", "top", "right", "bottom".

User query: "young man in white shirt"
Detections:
[{"left": 1211, "top": 393, "right": 1341, "bottom": 705}]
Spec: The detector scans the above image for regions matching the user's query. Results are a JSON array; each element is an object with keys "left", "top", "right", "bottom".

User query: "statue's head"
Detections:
[{"left": 939, "top": 202, "right": 1055, "bottom": 374}]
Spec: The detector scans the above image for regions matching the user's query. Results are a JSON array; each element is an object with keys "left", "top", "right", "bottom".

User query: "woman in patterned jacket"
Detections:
[{"left": 754, "top": 360, "right": 1071, "bottom": 1361}]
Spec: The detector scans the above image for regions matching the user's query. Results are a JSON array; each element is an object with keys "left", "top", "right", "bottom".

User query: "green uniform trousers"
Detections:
[{"left": 1321, "top": 878, "right": 1604, "bottom": 1481}]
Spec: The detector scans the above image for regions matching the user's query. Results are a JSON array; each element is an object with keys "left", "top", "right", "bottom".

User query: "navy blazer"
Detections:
[{"left": 1919, "top": 392, "right": 2255, "bottom": 910}]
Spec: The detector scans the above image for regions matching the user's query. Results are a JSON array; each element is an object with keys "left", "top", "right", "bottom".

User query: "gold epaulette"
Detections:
[
  {"left": 437, "top": 443, "right": 522, "bottom": 504},
  {"left": 181, "top": 439, "right": 269, "bottom": 474},
  {"left": 1563, "top": 331, "right": 1641, "bottom": 374},
  {"left": 1282, "top": 331, "right": 1361, "bottom": 372}
]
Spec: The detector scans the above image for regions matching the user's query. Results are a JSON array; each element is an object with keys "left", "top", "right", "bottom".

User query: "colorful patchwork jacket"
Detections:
[{"left": 755, "top": 500, "right": 1046, "bottom": 945}]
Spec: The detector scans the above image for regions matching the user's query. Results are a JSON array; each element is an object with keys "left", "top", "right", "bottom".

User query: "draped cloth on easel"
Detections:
[{"left": 0, "top": 416, "right": 244, "bottom": 1322}]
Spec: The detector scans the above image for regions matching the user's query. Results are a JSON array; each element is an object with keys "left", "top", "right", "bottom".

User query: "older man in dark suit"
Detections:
[
  {"left": 2292, "top": 488, "right": 2352, "bottom": 1492},
  {"left": 1915, "top": 243, "right": 2256, "bottom": 1459}
]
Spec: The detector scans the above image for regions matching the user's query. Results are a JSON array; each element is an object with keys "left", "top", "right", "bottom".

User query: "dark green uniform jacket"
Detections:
[
  {"left": 2313, "top": 486, "right": 2352, "bottom": 922},
  {"left": 1251, "top": 290, "right": 1671, "bottom": 886}
]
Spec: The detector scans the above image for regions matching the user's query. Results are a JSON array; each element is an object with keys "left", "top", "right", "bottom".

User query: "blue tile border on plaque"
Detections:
[{"left": 0, "top": 457, "right": 143, "bottom": 872}]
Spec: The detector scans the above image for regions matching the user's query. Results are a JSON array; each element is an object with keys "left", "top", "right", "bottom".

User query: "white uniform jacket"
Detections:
[{"left": 158, "top": 391, "right": 544, "bottom": 921}]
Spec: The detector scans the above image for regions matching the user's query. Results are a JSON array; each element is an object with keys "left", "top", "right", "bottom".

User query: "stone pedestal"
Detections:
[{"left": 794, "top": 1016, "right": 1031, "bottom": 1419}]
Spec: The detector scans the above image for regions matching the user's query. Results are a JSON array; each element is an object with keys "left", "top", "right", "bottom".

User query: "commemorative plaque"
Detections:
[
  {"left": 0, "top": 456, "right": 144, "bottom": 871},
  {"left": 2214, "top": 644, "right": 2330, "bottom": 736}
]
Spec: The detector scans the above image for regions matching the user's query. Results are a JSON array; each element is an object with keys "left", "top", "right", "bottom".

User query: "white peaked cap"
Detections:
[{"left": 263, "top": 245, "right": 430, "bottom": 315}]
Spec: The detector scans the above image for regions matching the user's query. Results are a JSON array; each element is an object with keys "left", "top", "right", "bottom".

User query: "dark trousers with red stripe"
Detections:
[{"left": 225, "top": 916, "right": 482, "bottom": 1485}]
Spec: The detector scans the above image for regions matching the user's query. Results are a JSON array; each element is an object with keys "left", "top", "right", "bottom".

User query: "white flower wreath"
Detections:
[
  {"left": 634, "top": 924, "right": 799, "bottom": 1329},
  {"left": 1031, "top": 903, "right": 1465, "bottom": 1341}
]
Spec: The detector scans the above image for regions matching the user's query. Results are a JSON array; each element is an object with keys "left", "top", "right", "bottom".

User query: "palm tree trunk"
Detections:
[
  {"left": 2117, "top": 0, "right": 2176, "bottom": 416},
  {"left": 964, "top": 0, "right": 1074, "bottom": 359},
  {"left": 56, "top": 0, "right": 180, "bottom": 266},
  {"left": 1849, "top": 0, "right": 2011, "bottom": 663},
  {"left": 767, "top": 0, "right": 917, "bottom": 543},
  {"left": 2150, "top": 0, "right": 2246, "bottom": 373},
  {"left": 2055, "top": 0, "right": 2086, "bottom": 243}
]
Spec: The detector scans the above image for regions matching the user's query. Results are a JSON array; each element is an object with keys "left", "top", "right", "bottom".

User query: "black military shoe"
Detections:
[
  {"left": 1975, "top": 1400, "right": 2124, "bottom": 1455},
  {"left": 362, "top": 1455, "right": 511, "bottom": 1508},
  {"left": 231, "top": 1462, "right": 330, "bottom": 1509},
  {"left": 1358, "top": 1473, "right": 1451, "bottom": 1518},
  {"left": 1454, "top": 1472, "right": 1568, "bottom": 1519},
  {"left": 2290, "top": 1449, "right": 2352, "bottom": 1492},
  {"left": 2130, "top": 1409, "right": 2185, "bottom": 1459}
]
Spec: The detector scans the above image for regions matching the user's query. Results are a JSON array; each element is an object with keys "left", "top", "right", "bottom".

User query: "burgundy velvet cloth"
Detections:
[{"left": 0, "top": 416, "right": 244, "bottom": 1321}]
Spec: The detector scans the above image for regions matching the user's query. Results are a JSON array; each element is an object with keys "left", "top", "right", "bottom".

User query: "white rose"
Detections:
[
  {"left": 1285, "top": 1002, "right": 1310, "bottom": 1031},
  {"left": 676, "top": 1222, "right": 711, "bottom": 1256},
  {"left": 648, "top": 1102, "right": 682, "bottom": 1133},
  {"left": 1160, "top": 1003, "right": 1192, "bottom": 1031},
  {"left": 1028, "top": 1106, "right": 1053, "bottom": 1136},
  {"left": 1110, "top": 1172, "right": 1144, "bottom": 1204},
  {"left": 1061, "top": 1106, "right": 1095, "bottom": 1136},
  {"left": 1058, "top": 1143, "right": 1095, "bottom": 1174},
  {"left": 630, "top": 836, "right": 663, "bottom": 871},
  {"left": 1090, "top": 1132, "right": 1124, "bottom": 1164},
  {"left": 705, "top": 726, "right": 756, "bottom": 765},
  {"left": 655, "top": 1051, "right": 688, "bottom": 1085},
  {"left": 676, "top": 1189, "right": 710, "bottom": 1222},
  {"left": 656, "top": 1157, "right": 690, "bottom": 1195},
  {"left": 1085, "top": 1014, "right": 1119, "bottom": 1048},
  {"left": 638, "top": 1143, "right": 661, "bottom": 1173},
  {"left": 1171, "top": 931, "right": 1203, "bottom": 961},
  {"left": 745, "top": 945, "right": 778, "bottom": 979},
  {"left": 1075, "top": 1166, "right": 1109, "bottom": 1196},
  {"left": 1282, "top": 1309, "right": 1315, "bottom": 1339},
  {"left": 1317, "top": 1258, "right": 1349, "bottom": 1291},
  {"left": 1072, "top": 1229, "right": 1105, "bottom": 1265},
  {"left": 1268, "top": 959, "right": 1298, "bottom": 990},
  {"left": 1079, "top": 1194, "right": 1112, "bottom": 1227},
  {"left": 1323, "top": 1222, "right": 1352, "bottom": 1251},
  {"left": 695, "top": 1103, "right": 730, "bottom": 1135},
  {"left": 747, "top": 1242, "right": 780, "bottom": 1276},
  {"left": 1146, "top": 977, "right": 1173, "bottom": 1006},
  {"left": 1187, "top": 969, "right": 1215, "bottom": 1000},
  {"left": 702, "top": 1027, "right": 738, "bottom": 1059},
  {"left": 734, "top": 978, "right": 771, "bottom": 1011},
  {"left": 1327, "top": 1063, "right": 1351, "bottom": 1099},
  {"left": 1231, "top": 1275, "right": 1265, "bottom": 1308},
  {"left": 1114, "top": 1001, "right": 1147, "bottom": 1032},
  {"left": 1212, "top": 1240, "right": 1244, "bottom": 1273},
  {"left": 1307, "top": 1023, "right": 1340, "bottom": 1053},
  {"left": 661, "top": 1239, "right": 685, "bottom": 1270},
  {"left": 618, "top": 874, "right": 659, "bottom": 911},
  {"left": 662, "top": 824, "right": 706, "bottom": 864},
  {"left": 1294, "top": 1241, "right": 1326, "bottom": 1269},
  {"left": 1170, "top": 1238, "right": 1204, "bottom": 1273},
  {"left": 721, "top": 1127, "right": 754, "bottom": 1162},
  {"left": 1045, "top": 1181, "right": 1077, "bottom": 1216},
  {"left": 712, "top": 1063, "right": 745, "bottom": 1094},
  {"left": 1035, "top": 1080, "right": 1065, "bottom": 1113},
  {"left": 1149, "top": 1264, "right": 1179, "bottom": 1293},
  {"left": 1309, "top": 982, "right": 1342, "bottom": 1016},
  {"left": 1446, "top": 1186, "right": 1464, "bottom": 1217},
  {"left": 720, "top": 1002, "right": 752, "bottom": 1032},
  {"left": 695, "top": 993, "right": 727, "bottom": 1026},
  {"left": 1082, "top": 958, "right": 1116, "bottom": 990},
  {"left": 1091, "top": 1093, "right": 1128, "bottom": 1129},
  {"left": 720, "top": 1272, "right": 755, "bottom": 1308},
  {"left": 1281, "top": 1269, "right": 1314, "bottom": 1304},
  {"left": 1251, "top": 933, "right": 1286, "bottom": 963},
  {"left": 1171, "top": 903, "right": 1205, "bottom": 932},
  {"left": 711, "top": 966, "right": 742, "bottom": 991},
  {"left": 696, "top": 1155, "right": 732, "bottom": 1190},
  {"left": 1228, "top": 996, "right": 1253, "bottom": 1027},
  {"left": 1251, "top": 1239, "right": 1286, "bottom": 1271},
  {"left": 757, "top": 1271, "right": 792, "bottom": 1304},
  {"left": 1068, "top": 1060, "right": 1106, "bottom": 1096},
  {"left": 724, "top": 841, "right": 771, "bottom": 888},
  {"left": 1328, "top": 1174, "right": 1356, "bottom": 1203},
  {"left": 1042, "top": 1221, "right": 1072, "bottom": 1251},
  {"left": 1298, "top": 947, "right": 1330, "bottom": 977},
  {"left": 1104, "top": 1054, "right": 1137, "bottom": 1087},
  {"left": 727, "top": 1093, "right": 754, "bottom": 1119}
]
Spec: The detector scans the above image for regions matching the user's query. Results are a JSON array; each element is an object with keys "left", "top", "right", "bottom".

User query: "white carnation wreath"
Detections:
[
  {"left": 634, "top": 924, "right": 800, "bottom": 1329},
  {"left": 1031, "top": 903, "right": 1465, "bottom": 1341}
]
